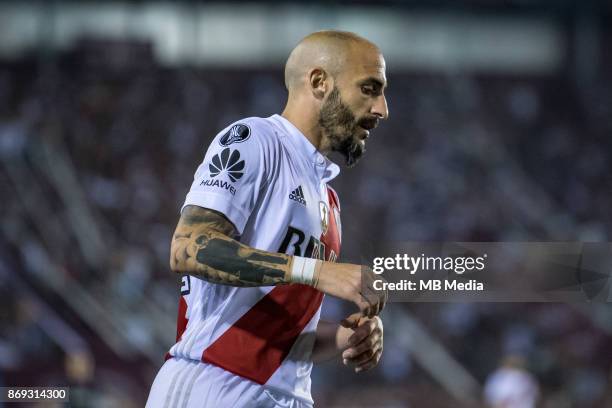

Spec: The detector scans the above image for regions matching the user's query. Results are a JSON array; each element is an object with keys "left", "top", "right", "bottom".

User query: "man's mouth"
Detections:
[{"left": 358, "top": 118, "right": 379, "bottom": 134}]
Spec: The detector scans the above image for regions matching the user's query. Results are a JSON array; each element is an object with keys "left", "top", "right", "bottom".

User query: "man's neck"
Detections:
[{"left": 281, "top": 102, "right": 324, "bottom": 152}]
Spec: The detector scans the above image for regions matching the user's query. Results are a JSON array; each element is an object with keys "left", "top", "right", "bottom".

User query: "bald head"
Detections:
[{"left": 284, "top": 30, "right": 380, "bottom": 93}]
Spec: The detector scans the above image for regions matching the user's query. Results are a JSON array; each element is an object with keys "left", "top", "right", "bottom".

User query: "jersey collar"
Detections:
[{"left": 271, "top": 114, "right": 340, "bottom": 183}]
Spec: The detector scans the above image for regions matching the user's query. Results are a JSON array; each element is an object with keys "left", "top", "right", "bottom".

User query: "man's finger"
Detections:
[
  {"left": 369, "top": 274, "right": 387, "bottom": 314},
  {"left": 354, "top": 291, "right": 376, "bottom": 318},
  {"left": 340, "top": 312, "right": 361, "bottom": 329},
  {"left": 343, "top": 340, "right": 382, "bottom": 366},
  {"left": 364, "top": 283, "right": 386, "bottom": 316},
  {"left": 346, "top": 318, "right": 376, "bottom": 346},
  {"left": 360, "top": 270, "right": 381, "bottom": 317},
  {"left": 379, "top": 287, "right": 388, "bottom": 312},
  {"left": 355, "top": 349, "right": 383, "bottom": 373},
  {"left": 353, "top": 295, "right": 372, "bottom": 317},
  {"left": 343, "top": 331, "right": 381, "bottom": 359},
  {"left": 360, "top": 291, "right": 379, "bottom": 317}
]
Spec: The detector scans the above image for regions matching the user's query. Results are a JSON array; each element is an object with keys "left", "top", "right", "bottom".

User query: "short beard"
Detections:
[{"left": 318, "top": 87, "right": 364, "bottom": 167}]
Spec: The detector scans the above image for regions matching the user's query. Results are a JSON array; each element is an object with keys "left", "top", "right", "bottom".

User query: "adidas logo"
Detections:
[{"left": 289, "top": 186, "right": 307, "bottom": 206}]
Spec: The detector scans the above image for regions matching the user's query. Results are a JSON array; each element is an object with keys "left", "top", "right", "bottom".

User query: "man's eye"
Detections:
[
  {"left": 361, "top": 86, "right": 374, "bottom": 95},
  {"left": 361, "top": 85, "right": 381, "bottom": 96}
]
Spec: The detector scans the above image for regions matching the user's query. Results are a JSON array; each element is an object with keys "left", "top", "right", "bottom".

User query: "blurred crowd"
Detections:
[{"left": 1, "top": 36, "right": 612, "bottom": 407}]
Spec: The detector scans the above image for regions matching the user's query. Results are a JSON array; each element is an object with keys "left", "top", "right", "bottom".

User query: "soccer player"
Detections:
[{"left": 147, "top": 30, "right": 389, "bottom": 407}]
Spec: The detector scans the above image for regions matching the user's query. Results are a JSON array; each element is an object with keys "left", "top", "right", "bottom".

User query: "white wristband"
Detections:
[{"left": 290, "top": 256, "right": 317, "bottom": 285}]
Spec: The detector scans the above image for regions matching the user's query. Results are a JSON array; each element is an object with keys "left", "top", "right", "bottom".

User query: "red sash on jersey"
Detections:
[{"left": 200, "top": 187, "right": 342, "bottom": 384}]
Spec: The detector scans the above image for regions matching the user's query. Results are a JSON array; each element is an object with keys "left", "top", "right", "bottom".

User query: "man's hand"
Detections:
[
  {"left": 315, "top": 263, "right": 388, "bottom": 318},
  {"left": 339, "top": 313, "right": 384, "bottom": 373}
]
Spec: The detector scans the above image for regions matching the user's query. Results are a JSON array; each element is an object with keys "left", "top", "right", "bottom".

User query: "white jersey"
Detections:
[{"left": 166, "top": 114, "right": 342, "bottom": 404}]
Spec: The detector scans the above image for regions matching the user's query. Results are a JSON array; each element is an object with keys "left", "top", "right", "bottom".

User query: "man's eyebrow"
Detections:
[{"left": 358, "top": 77, "right": 387, "bottom": 89}]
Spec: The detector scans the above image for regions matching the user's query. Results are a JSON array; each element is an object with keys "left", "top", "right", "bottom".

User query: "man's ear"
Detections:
[{"left": 308, "top": 68, "right": 330, "bottom": 100}]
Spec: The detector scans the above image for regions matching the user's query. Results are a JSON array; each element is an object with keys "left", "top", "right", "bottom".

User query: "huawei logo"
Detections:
[{"left": 209, "top": 148, "right": 245, "bottom": 182}]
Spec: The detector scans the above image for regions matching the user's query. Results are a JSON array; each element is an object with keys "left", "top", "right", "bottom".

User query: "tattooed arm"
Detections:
[
  {"left": 170, "top": 205, "right": 290, "bottom": 286},
  {"left": 170, "top": 205, "right": 387, "bottom": 316}
]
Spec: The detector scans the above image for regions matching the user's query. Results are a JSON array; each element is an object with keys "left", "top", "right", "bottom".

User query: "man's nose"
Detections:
[{"left": 371, "top": 95, "right": 389, "bottom": 120}]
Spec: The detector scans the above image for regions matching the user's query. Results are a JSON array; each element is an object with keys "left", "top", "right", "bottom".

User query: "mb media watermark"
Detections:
[
  {"left": 365, "top": 242, "right": 612, "bottom": 302},
  {"left": 372, "top": 253, "right": 487, "bottom": 292}
]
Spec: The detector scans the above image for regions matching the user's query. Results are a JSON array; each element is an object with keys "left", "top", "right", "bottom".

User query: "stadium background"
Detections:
[{"left": 1, "top": 0, "right": 611, "bottom": 406}]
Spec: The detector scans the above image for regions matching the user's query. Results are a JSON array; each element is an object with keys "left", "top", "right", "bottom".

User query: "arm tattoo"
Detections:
[{"left": 170, "top": 205, "right": 291, "bottom": 286}]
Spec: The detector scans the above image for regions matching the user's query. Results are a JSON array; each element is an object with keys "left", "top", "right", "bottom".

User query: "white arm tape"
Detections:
[{"left": 290, "top": 256, "right": 317, "bottom": 285}]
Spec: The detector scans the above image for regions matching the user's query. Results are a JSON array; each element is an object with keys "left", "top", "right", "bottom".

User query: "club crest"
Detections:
[{"left": 319, "top": 201, "right": 329, "bottom": 235}]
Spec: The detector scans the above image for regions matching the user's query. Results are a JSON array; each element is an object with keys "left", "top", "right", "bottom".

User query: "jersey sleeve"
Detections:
[{"left": 182, "top": 120, "right": 271, "bottom": 235}]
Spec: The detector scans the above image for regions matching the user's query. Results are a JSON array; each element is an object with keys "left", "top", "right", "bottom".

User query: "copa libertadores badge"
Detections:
[
  {"left": 219, "top": 124, "right": 251, "bottom": 146},
  {"left": 209, "top": 148, "right": 245, "bottom": 182}
]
